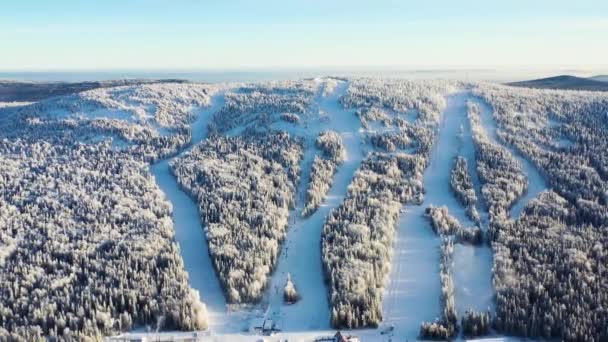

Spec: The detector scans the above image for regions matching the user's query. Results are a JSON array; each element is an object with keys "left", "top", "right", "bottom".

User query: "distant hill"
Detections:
[
  {"left": 589, "top": 75, "right": 608, "bottom": 83},
  {"left": 507, "top": 75, "right": 608, "bottom": 92},
  {"left": 0, "top": 79, "right": 188, "bottom": 102}
]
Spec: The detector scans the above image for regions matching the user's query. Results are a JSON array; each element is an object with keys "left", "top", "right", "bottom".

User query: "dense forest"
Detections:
[
  {"left": 209, "top": 81, "right": 317, "bottom": 134},
  {"left": 473, "top": 84, "right": 608, "bottom": 341},
  {"left": 0, "top": 140, "right": 207, "bottom": 340},
  {"left": 0, "top": 82, "right": 222, "bottom": 162},
  {"left": 302, "top": 130, "right": 346, "bottom": 217},
  {"left": 424, "top": 206, "right": 483, "bottom": 245},
  {"left": 0, "top": 83, "right": 222, "bottom": 340},
  {"left": 467, "top": 101, "right": 528, "bottom": 228},
  {"left": 450, "top": 156, "right": 481, "bottom": 225},
  {"left": 171, "top": 131, "right": 303, "bottom": 303},
  {"left": 1, "top": 78, "right": 608, "bottom": 341}
]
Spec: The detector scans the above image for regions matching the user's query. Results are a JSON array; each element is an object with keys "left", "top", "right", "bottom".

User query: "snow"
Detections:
[
  {"left": 108, "top": 327, "right": 528, "bottom": 342},
  {"left": 453, "top": 244, "right": 495, "bottom": 314},
  {"left": 261, "top": 80, "right": 365, "bottom": 331},
  {"left": 78, "top": 133, "right": 131, "bottom": 151},
  {"left": 387, "top": 107, "right": 419, "bottom": 124},
  {"left": 0, "top": 101, "right": 33, "bottom": 108},
  {"left": 189, "top": 94, "right": 226, "bottom": 149},
  {"left": 382, "top": 204, "right": 442, "bottom": 338},
  {"left": 555, "top": 137, "right": 575, "bottom": 149},
  {"left": 423, "top": 93, "right": 480, "bottom": 227},
  {"left": 469, "top": 98, "right": 548, "bottom": 218}
]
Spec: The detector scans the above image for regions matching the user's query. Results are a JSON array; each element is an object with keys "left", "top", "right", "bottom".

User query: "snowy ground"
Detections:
[
  {"left": 108, "top": 329, "right": 530, "bottom": 342},
  {"left": 381, "top": 203, "right": 442, "bottom": 339}
]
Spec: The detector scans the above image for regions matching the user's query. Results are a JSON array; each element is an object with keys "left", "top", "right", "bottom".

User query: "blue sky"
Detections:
[{"left": 1, "top": 0, "right": 607, "bottom": 70}]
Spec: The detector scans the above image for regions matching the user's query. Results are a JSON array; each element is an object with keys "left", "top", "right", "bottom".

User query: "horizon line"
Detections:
[{"left": 1, "top": 64, "right": 608, "bottom": 74}]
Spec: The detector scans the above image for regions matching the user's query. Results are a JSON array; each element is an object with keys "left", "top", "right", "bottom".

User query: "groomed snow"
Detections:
[
  {"left": 382, "top": 204, "right": 442, "bottom": 338},
  {"left": 109, "top": 326, "right": 528, "bottom": 342},
  {"left": 0, "top": 101, "right": 34, "bottom": 108},
  {"left": 453, "top": 244, "right": 494, "bottom": 315}
]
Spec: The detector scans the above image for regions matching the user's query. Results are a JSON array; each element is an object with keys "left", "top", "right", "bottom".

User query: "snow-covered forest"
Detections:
[
  {"left": 450, "top": 156, "right": 481, "bottom": 225},
  {"left": 1, "top": 78, "right": 607, "bottom": 341},
  {"left": 473, "top": 85, "right": 608, "bottom": 342},
  {"left": 0, "top": 83, "right": 227, "bottom": 340},
  {"left": 302, "top": 130, "right": 346, "bottom": 217},
  {"left": 467, "top": 101, "right": 528, "bottom": 227},
  {"left": 170, "top": 131, "right": 303, "bottom": 303},
  {"left": 0, "top": 140, "right": 207, "bottom": 340},
  {"left": 321, "top": 79, "right": 457, "bottom": 328}
]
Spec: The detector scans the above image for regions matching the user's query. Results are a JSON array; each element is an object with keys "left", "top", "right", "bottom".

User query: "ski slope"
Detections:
[
  {"left": 149, "top": 93, "right": 251, "bottom": 333},
  {"left": 261, "top": 80, "right": 365, "bottom": 331},
  {"left": 382, "top": 92, "right": 495, "bottom": 340}
]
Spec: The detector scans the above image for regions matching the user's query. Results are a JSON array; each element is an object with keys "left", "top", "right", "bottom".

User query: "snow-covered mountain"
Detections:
[
  {"left": 0, "top": 78, "right": 607, "bottom": 342},
  {"left": 590, "top": 75, "right": 608, "bottom": 83},
  {"left": 0, "top": 79, "right": 186, "bottom": 102},
  {"left": 507, "top": 75, "right": 608, "bottom": 91}
]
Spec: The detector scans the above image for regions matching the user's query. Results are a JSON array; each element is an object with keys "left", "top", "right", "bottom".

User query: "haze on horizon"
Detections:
[{"left": 1, "top": 0, "right": 607, "bottom": 72}]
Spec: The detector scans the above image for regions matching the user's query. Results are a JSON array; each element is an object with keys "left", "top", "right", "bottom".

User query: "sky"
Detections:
[{"left": 1, "top": 0, "right": 607, "bottom": 71}]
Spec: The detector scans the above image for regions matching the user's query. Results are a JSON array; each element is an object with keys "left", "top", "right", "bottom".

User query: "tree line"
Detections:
[{"left": 303, "top": 130, "right": 346, "bottom": 217}]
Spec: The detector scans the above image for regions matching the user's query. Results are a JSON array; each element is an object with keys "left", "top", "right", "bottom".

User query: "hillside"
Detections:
[
  {"left": 507, "top": 75, "right": 608, "bottom": 91},
  {"left": 1, "top": 79, "right": 608, "bottom": 342},
  {"left": 590, "top": 75, "right": 608, "bottom": 83},
  {"left": 0, "top": 79, "right": 187, "bottom": 102}
]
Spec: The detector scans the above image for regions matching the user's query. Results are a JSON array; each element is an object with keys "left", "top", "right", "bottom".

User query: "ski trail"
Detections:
[
  {"left": 446, "top": 92, "right": 496, "bottom": 318},
  {"left": 382, "top": 92, "right": 494, "bottom": 339},
  {"left": 382, "top": 203, "right": 442, "bottom": 339},
  {"left": 261, "top": 80, "right": 364, "bottom": 331},
  {"left": 150, "top": 92, "right": 245, "bottom": 333},
  {"left": 450, "top": 94, "right": 550, "bottom": 324},
  {"left": 468, "top": 97, "right": 548, "bottom": 219},
  {"left": 435, "top": 93, "right": 495, "bottom": 317}
]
